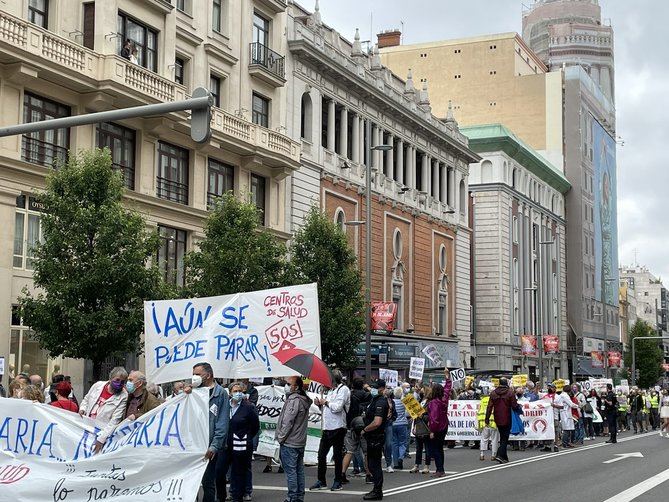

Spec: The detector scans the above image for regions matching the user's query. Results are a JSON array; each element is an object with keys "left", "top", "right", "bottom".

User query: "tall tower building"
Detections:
[{"left": 523, "top": 0, "right": 615, "bottom": 102}]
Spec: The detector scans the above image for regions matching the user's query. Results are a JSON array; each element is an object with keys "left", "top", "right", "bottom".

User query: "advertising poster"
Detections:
[
  {"left": 543, "top": 335, "right": 559, "bottom": 354},
  {"left": 370, "top": 301, "right": 397, "bottom": 333},
  {"left": 591, "top": 351, "right": 605, "bottom": 368},
  {"left": 521, "top": 335, "right": 537, "bottom": 356},
  {"left": 607, "top": 351, "right": 622, "bottom": 368}
]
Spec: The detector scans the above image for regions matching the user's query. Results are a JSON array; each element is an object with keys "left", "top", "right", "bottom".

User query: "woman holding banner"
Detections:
[{"left": 426, "top": 369, "right": 452, "bottom": 478}]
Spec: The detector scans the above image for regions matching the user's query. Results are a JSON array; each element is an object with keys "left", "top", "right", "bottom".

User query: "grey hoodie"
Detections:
[{"left": 276, "top": 391, "right": 313, "bottom": 448}]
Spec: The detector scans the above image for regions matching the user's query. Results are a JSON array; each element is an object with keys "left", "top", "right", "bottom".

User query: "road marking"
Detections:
[
  {"left": 602, "top": 452, "right": 644, "bottom": 464},
  {"left": 384, "top": 432, "right": 656, "bottom": 496},
  {"left": 253, "top": 485, "right": 368, "bottom": 496},
  {"left": 601, "top": 467, "right": 669, "bottom": 502}
]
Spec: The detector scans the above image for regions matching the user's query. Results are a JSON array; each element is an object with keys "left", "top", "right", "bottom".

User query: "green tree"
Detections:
[
  {"left": 19, "top": 149, "right": 162, "bottom": 378},
  {"left": 623, "top": 319, "right": 663, "bottom": 388},
  {"left": 289, "top": 208, "right": 365, "bottom": 369},
  {"left": 184, "top": 193, "right": 288, "bottom": 296}
]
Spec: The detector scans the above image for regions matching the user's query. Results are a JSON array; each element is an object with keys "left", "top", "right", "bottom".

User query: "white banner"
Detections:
[
  {"left": 379, "top": 369, "right": 399, "bottom": 388},
  {"left": 255, "top": 385, "right": 323, "bottom": 464},
  {"left": 445, "top": 399, "right": 555, "bottom": 441},
  {"left": 0, "top": 390, "right": 209, "bottom": 501},
  {"left": 144, "top": 284, "right": 321, "bottom": 384},
  {"left": 409, "top": 357, "right": 425, "bottom": 381},
  {"left": 421, "top": 345, "right": 444, "bottom": 366}
]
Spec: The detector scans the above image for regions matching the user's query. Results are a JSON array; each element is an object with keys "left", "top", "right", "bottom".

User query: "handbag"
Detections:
[
  {"left": 510, "top": 408, "right": 525, "bottom": 435},
  {"left": 584, "top": 402, "right": 594, "bottom": 414},
  {"left": 413, "top": 415, "right": 431, "bottom": 438}
]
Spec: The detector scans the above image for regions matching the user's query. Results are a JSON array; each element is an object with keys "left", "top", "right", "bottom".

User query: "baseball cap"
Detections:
[{"left": 371, "top": 379, "right": 386, "bottom": 389}]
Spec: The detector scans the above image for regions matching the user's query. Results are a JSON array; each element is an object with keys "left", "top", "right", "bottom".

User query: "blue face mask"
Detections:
[
  {"left": 125, "top": 381, "right": 136, "bottom": 394},
  {"left": 232, "top": 392, "right": 244, "bottom": 402},
  {"left": 370, "top": 388, "right": 379, "bottom": 397}
]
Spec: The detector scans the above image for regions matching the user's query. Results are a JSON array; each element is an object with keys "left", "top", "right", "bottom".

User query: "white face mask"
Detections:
[
  {"left": 284, "top": 384, "right": 292, "bottom": 394},
  {"left": 191, "top": 375, "right": 203, "bottom": 388}
]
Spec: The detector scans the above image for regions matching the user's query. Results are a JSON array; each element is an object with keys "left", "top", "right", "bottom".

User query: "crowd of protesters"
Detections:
[{"left": 3, "top": 362, "right": 668, "bottom": 502}]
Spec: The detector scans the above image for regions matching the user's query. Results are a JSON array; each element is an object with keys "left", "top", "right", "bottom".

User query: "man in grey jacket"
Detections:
[{"left": 276, "top": 376, "right": 313, "bottom": 502}]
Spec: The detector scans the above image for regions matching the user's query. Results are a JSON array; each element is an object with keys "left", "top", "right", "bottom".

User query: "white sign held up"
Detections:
[
  {"left": 409, "top": 357, "right": 425, "bottom": 381},
  {"left": 379, "top": 368, "right": 399, "bottom": 388},
  {"left": 422, "top": 344, "right": 444, "bottom": 366},
  {"left": 451, "top": 368, "right": 466, "bottom": 382}
]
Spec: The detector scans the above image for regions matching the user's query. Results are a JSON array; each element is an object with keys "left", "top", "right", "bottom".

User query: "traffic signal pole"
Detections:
[{"left": 0, "top": 87, "right": 213, "bottom": 143}]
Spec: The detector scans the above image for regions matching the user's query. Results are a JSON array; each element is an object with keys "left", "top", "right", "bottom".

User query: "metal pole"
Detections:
[
  {"left": 630, "top": 335, "right": 669, "bottom": 387},
  {"left": 0, "top": 94, "right": 211, "bottom": 137},
  {"left": 365, "top": 119, "right": 372, "bottom": 380}
]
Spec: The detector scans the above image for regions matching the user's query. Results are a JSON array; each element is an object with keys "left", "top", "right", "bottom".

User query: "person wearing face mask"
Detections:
[
  {"left": 360, "top": 379, "right": 390, "bottom": 500},
  {"left": 276, "top": 376, "right": 312, "bottom": 502},
  {"left": 124, "top": 371, "right": 160, "bottom": 420},
  {"left": 79, "top": 366, "right": 129, "bottom": 453},
  {"left": 185, "top": 362, "right": 229, "bottom": 502},
  {"left": 218, "top": 382, "right": 260, "bottom": 502}
]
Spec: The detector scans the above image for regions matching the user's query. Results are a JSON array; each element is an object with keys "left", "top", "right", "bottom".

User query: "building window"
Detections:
[
  {"left": 334, "top": 208, "right": 345, "bottom": 232},
  {"left": 252, "top": 92, "right": 269, "bottom": 128},
  {"left": 251, "top": 173, "right": 266, "bottom": 226},
  {"left": 28, "top": 0, "right": 48, "bottom": 28},
  {"left": 157, "top": 142, "right": 189, "bottom": 205},
  {"left": 459, "top": 179, "right": 466, "bottom": 214},
  {"left": 22, "top": 92, "right": 70, "bottom": 167},
  {"left": 96, "top": 122, "right": 136, "bottom": 190},
  {"left": 157, "top": 225, "right": 186, "bottom": 286},
  {"left": 300, "top": 92, "right": 313, "bottom": 141},
  {"left": 512, "top": 216, "right": 519, "bottom": 244},
  {"left": 392, "top": 229, "right": 405, "bottom": 331},
  {"left": 207, "top": 158, "right": 234, "bottom": 207},
  {"left": 437, "top": 244, "right": 449, "bottom": 336},
  {"left": 117, "top": 12, "right": 158, "bottom": 72},
  {"left": 513, "top": 258, "right": 519, "bottom": 335},
  {"left": 14, "top": 195, "right": 43, "bottom": 270},
  {"left": 174, "top": 57, "right": 185, "bottom": 85},
  {"left": 176, "top": 0, "right": 186, "bottom": 12},
  {"left": 10, "top": 305, "right": 50, "bottom": 381},
  {"left": 210, "top": 74, "right": 221, "bottom": 107},
  {"left": 253, "top": 12, "right": 270, "bottom": 47},
  {"left": 212, "top": 0, "right": 222, "bottom": 32}
]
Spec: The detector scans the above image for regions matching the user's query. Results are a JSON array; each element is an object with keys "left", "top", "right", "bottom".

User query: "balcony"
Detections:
[
  {"left": 156, "top": 177, "right": 188, "bottom": 206},
  {"left": 21, "top": 136, "right": 68, "bottom": 168},
  {"left": 249, "top": 42, "right": 286, "bottom": 87}
]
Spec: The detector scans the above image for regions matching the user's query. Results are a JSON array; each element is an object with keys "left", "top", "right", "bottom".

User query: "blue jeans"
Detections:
[
  {"left": 280, "top": 445, "right": 305, "bottom": 502},
  {"left": 574, "top": 417, "right": 584, "bottom": 444},
  {"left": 353, "top": 448, "right": 364, "bottom": 472},
  {"left": 383, "top": 423, "right": 393, "bottom": 467},
  {"left": 392, "top": 424, "right": 408, "bottom": 466}
]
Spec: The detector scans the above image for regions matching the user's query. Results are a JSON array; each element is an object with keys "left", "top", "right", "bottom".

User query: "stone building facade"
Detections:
[{"left": 285, "top": 3, "right": 479, "bottom": 375}]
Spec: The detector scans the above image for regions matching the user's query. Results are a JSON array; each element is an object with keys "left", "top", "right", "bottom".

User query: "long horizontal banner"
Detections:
[
  {"left": 144, "top": 284, "right": 321, "bottom": 384},
  {"left": 0, "top": 390, "right": 209, "bottom": 501},
  {"left": 445, "top": 399, "right": 555, "bottom": 441}
]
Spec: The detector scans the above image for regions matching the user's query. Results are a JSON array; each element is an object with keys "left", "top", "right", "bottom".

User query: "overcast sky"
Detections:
[{"left": 315, "top": 0, "right": 667, "bottom": 281}]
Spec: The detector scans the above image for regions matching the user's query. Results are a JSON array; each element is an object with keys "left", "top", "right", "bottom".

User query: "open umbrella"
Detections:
[{"left": 272, "top": 347, "right": 334, "bottom": 388}]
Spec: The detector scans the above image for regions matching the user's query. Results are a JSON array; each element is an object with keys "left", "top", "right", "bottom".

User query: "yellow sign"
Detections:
[
  {"left": 553, "top": 378, "right": 566, "bottom": 391},
  {"left": 464, "top": 376, "right": 474, "bottom": 389},
  {"left": 511, "top": 374, "right": 528, "bottom": 388},
  {"left": 477, "top": 395, "right": 496, "bottom": 429},
  {"left": 402, "top": 393, "right": 426, "bottom": 420}
]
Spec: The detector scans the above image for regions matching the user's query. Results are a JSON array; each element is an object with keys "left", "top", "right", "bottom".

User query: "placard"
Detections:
[
  {"left": 0, "top": 356, "right": 4, "bottom": 376},
  {"left": 421, "top": 345, "right": 444, "bottom": 366},
  {"left": 451, "top": 368, "right": 466, "bottom": 382},
  {"left": 512, "top": 374, "right": 528, "bottom": 388},
  {"left": 379, "top": 369, "right": 399, "bottom": 388},
  {"left": 409, "top": 357, "right": 425, "bottom": 381},
  {"left": 144, "top": 284, "right": 321, "bottom": 384},
  {"left": 401, "top": 393, "right": 426, "bottom": 420}
]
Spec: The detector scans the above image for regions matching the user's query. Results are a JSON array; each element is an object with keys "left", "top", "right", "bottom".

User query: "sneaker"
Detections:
[
  {"left": 421, "top": 466, "right": 430, "bottom": 474},
  {"left": 363, "top": 491, "right": 383, "bottom": 501},
  {"left": 409, "top": 465, "right": 420, "bottom": 473},
  {"left": 309, "top": 481, "right": 327, "bottom": 491},
  {"left": 365, "top": 474, "right": 373, "bottom": 484},
  {"left": 225, "top": 496, "right": 232, "bottom": 502},
  {"left": 480, "top": 454, "right": 485, "bottom": 461},
  {"left": 243, "top": 495, "right": 252, "bottom": 502},
  {"left": 330, "top": 481, "right": 343, "bottom": 492},
  {"left": 341, "top": 475, "right": 350, "bottom": 485},
  {"left": 431, "top": 472, "right": 446, "bottom": 478},
  {"left": 262, "top": 465, "right": 272, "bottom": 473},
  {"left": 552, "top": 445, "right": 559, "bottom": 452},
  {"left": 385, "top": 466, "right": 394, "bottom": 473},
  {"left": 277, "top": 466, "right": 284, "bottom": 474},
  {"left": 352, "top": 469, "right": 361, "bottom": 477}
]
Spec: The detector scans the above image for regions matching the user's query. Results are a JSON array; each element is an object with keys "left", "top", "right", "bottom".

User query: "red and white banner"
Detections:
[
  {"left": 371, "top": 301, "right": 397, "bottom": 333},
  {"left": 521, "top": 335, "right": 537, "bottom": 356},
  {"left": 543, "top": 335, "right": 559, "bottom": 354},
  {"left": 591, "top": 351, "right": 605, "bottom": 368},
  {"left": 607, "top": 351, "right": 622, "bottom": 368}
]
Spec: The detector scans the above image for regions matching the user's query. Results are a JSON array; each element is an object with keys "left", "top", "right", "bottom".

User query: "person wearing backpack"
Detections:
[
  {"left": 426, "top": 369, "right": 453, "bottom": 478},
  {"left": 341, "top": 377, "right": 371, "bottom": 484}
]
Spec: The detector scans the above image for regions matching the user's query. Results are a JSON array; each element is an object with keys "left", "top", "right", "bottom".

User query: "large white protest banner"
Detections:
[
  {"left": 144, "top": 284, "right": 321, "bottom": 384},
  {"left": 255, "top": 385, "right": 323, "bottom": 464},
  {"left": 0, "top": 390, "right": 209, "bottom": 501},
  {"left": 445, "top": 399, "right": 555, "bottom": 441},
  {"left": 409, "top": 357, "right": 425, "bottom": 381}
]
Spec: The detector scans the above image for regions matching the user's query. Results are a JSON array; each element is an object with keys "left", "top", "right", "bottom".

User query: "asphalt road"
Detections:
[{"left": 241, "top": 430, "right": 669, "bottom": 502}]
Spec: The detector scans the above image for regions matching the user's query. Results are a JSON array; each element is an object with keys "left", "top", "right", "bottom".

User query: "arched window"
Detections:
[
  {"left": 392, "top": 228, "right": 404, "bottom": 331},
  {"left": 480, "top": 160, "right": 493, "bottom": 183},
  {"left": 512, "top": 168, "right": 518, "bottom": 189},
  {"left": 437, "top": 244, "right": 449, "bottom": 336},
  {"left": 300, "top": 92, "right": 313, "bottom": 141},
  {"left": 459, "top": 179, "right": 466, "bottom": 214},
  {"left": 334, "top": 207, "right": 345, "bottom": 232}
]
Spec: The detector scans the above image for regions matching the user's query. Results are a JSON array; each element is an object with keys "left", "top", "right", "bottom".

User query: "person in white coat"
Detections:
[
  {"left": 79, "top": 366, "right": 129, "bottom": 453},
  {"left": 554, "top": 385, "right": 579, "bottom": 448}
]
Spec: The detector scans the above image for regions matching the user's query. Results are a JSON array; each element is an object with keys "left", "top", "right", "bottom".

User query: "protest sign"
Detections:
[
  {"left": 379, "top": 369, "right": 399, "bottom": 388},
  {"left": 553, "top": 378, "right": 566, "bottom": 390},
  {"left": 249, "top": 376, "right": 265, "bottom": 385},
  {"left": 255, "top": 385, "right": 323, "bottom": 464},
  {"left": 445, "top": 400, "right": 554, "bottom": 441},
  {"left": 464, "top": 376, "right": 474, "bottom": 389},
  {"left": 401, "top": 393, "right": 426, "bottom": 420},
  {"left": 451, "top": 368, "right": 466, "bottom": 382},
  {"left": 421, "top": 345, "right": 444, "bottom": 366},
  {"left": 579, "top": 380, "right": 592, "bottom": 392},
  {"left": 589, "top": 378, "right": 613, "bottom": 393},
  {"left": 511, "top": 374, "right": 528, "bottom": 388},
  {"left": 409, "top": 357, "right": 425, "bottom": 381},
  {"left": 0, "top": 356, "right": 4, "bottom": 375},
  {"left": 144, "top": 284, "right": 321, "bottom": 384},
  {"left": 0, "top": 389, "right": 209, "bottom": 501}
]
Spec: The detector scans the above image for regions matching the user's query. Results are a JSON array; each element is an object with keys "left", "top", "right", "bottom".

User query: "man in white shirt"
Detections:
[{"left": 310, "top": 369, "right": 351, "bottom": 492}]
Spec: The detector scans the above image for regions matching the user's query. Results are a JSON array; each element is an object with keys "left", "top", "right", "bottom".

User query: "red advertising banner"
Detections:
[
  {"left": 591, "top": 351, "right": 605, "bottom": 368},
  {"left": 521, "top": 335, "right": 537, "bottom": 356},
  {"left": 371, "top": 301, "right": 397, "bottom": 333},
  {"left": 661, "top": 363, "right": 669, "bottom": 372},
  {"left": 543, "top": 335, "right": 559, "bottom": 354},
  {"left": 607, "top": 351, "right": 622, "bottom": 368}
]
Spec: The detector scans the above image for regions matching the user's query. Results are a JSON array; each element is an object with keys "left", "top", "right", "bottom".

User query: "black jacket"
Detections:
[
  {"left": 228, "top": 400, "right": 260, "bottom": 453},
  {"left": 347, "top": 389, "right": 371, "bottom": 427}
]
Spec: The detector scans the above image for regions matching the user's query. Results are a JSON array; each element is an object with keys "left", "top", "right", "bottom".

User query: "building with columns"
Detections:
[
  {"left": 286, "top": 2, "right": 479, "bottom": 376},
  {"left": 0, "top": 0, "right": 299, "bottom": 393},
  {"left": 464, "top": 124, "right": 569, "bottom": 383}
]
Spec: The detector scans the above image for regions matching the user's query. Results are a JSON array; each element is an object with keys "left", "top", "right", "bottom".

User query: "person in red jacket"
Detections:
[
  {"left": 485, "top": 378, "right": 519, "bottom": 464},
  {"left": 49, "top": 381, "right": 79, "bottom": 414}
]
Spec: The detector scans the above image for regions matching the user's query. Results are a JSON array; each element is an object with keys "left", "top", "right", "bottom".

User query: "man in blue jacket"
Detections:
[{"left": 190, "top": 362, "right": 230, "bottom": 502}]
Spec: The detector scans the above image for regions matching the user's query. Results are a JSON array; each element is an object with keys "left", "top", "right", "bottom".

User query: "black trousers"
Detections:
[
  {"left": 215, "top": 449, "right": 252, "bottom": 502},
  {"left": 317, "top": 428, "right": 347, "bottom": 484},
  {"left": 607, "top": 413, "right": 617, "bottom": 442},
  {"left": 497, "top": 424, "right": 511, "bottom": 461},
  {"left": 366, "top": 435, "right": 384, "bottom": 494}
]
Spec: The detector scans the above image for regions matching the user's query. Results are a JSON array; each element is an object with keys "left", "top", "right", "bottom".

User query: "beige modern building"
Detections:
[{"left": 0, "top": 0, "right": 299, "bottom": 393}]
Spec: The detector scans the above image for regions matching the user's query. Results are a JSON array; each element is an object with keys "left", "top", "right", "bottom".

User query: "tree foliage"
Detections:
[
  {"left": 289, "top": 208, "right": 365, "bottom": 369},
  {"left": 184, "top": 193, "right": 288, "bottom": 297},
  {"left": 623, "top": 319, "right": 663, "bottom": 388},
  {"left": 19, "top": 149, "right": 162, "bottom": 371}
]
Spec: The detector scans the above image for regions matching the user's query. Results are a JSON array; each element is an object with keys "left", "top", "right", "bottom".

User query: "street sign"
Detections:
[{"left": 602, "top": 452, "right": 644, "bottom": 464}]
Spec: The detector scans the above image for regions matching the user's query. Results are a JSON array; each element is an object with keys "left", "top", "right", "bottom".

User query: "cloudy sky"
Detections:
[{"left": 315, "top": 0, "right": 666, "bottom": 280}]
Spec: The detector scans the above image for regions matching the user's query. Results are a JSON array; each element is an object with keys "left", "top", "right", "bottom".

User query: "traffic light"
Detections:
[{"left": 190, "top": 87, "right": 212, "bottom": 144}]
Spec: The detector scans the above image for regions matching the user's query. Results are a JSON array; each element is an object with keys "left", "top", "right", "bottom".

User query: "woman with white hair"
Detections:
[
  {"left": 79, "top": 366, "right": 129, "bottom": 453},
  {"left": 391, "top": 386, "right": 410, "bottom": 470}
]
